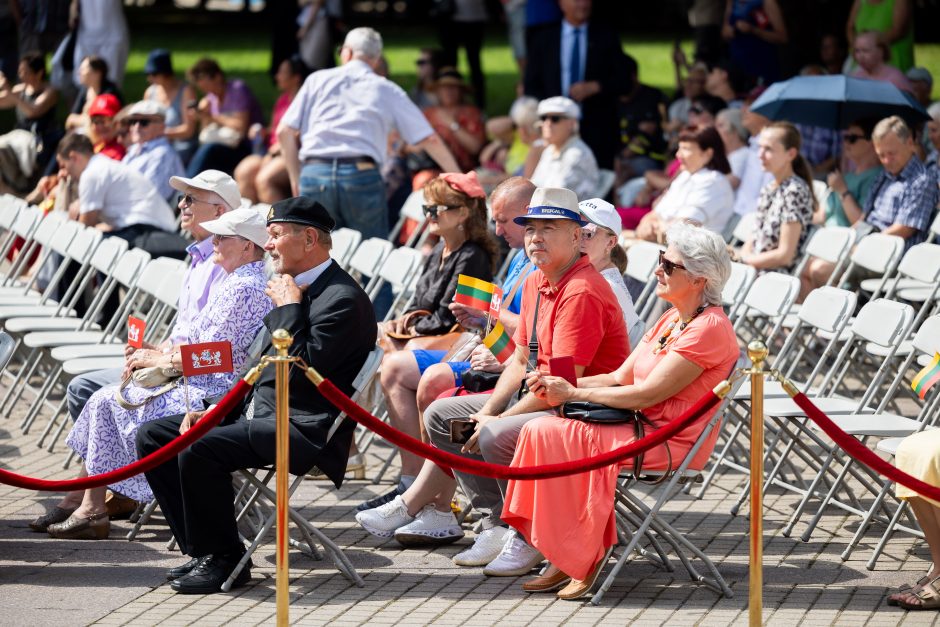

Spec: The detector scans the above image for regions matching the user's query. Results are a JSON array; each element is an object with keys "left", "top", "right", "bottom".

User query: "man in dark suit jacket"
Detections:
[
  {"left": 524, "top": 0, "right": 630, "bottom": 170},
  {"left": 137, "top": 197, "right": 376, "bottom": 594}
]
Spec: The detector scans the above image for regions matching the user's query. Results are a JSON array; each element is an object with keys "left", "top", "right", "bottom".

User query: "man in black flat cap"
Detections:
[{"left": 137, "top": 196, "right": 376, "bottom": 594}]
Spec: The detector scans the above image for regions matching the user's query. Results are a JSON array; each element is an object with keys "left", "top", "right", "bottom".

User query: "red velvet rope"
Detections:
[
  {"left": 0, "top": 380, "right": 252, "bottom": 491},
  {"left": 317, "top": 378, "right": 722, "bottom": 480},
  {"left": 791, "top": 392, "right": 940, "bottom": 503}
]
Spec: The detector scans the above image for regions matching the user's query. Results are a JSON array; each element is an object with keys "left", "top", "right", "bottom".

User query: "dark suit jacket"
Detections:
[
  {"left": 524, "top": 21, "right": 631, "bottom": 169},
  {"left": 230, "top": 260, "right": 376, "bottom": 486}
]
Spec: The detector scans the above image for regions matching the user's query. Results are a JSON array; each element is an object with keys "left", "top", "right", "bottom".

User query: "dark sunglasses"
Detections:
[
  {"left": 130, "top": 118, "right": 154, "bottom": 128},
  {"left": 539, "top": 115, "right": 565, "bottom": 124},
  {"left": 689, "top": 105, "right": 705, "bottom": 115},
  {"left": 658, "top": 250, "right": 688, "bottom": 276},
  {"left": 181, "top": 194, "right": 216, "bottom": 208},
  {"left": 416, "top": 59, "right": 430, "bottom": 66},
  {"left": 842, "top": 132, "right": 866, "bottom": 144},
  {"left": 422, "top": 204, "right": 457, "bottom": 219}
]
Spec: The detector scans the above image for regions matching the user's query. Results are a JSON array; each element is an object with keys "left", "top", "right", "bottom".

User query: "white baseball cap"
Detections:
[
  {"left": 170, "top": 169, "right": 241, "bottom": 211},
  {"left": 127, "top": 100, "right": 167, "bottom": 120},
  {"left": 537, "top": 96, "right": 580, "bottom": 120},
  {"left": 578, "top": 198, "right": 622, "bottom": 236},
  {"left": 200, "top": 207, "right": 270, "bottom": 248}
]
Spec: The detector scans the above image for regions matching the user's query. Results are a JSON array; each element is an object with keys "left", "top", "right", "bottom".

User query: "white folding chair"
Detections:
[
  {"left": 721, "top": 261, "right": 756, "bottom": 323},
  {"left": 373, "top": 247, "right": 424, "bottom": 321},
  {"left": 329, "top": 227, "right": 362, "bottom": 269},
  {"left": 728, "top": 211, "right": 758, "bottom": 246},
  {"left": 623, "top": 241, "right": 663, "bottom": 322},
  {"left": 388, "top": 189, "right": 429, "bottom": 248},
  {"left": 851, "top": 233, "right": 906, "bottom": 300},
  {"left": 347, "top": 237, "right": 393, "bottom": 297},
  {"left": 732, "top": 271, "right": 801, "bottom": 346}
]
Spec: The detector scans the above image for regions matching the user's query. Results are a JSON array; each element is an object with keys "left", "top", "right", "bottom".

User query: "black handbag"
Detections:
[
  {"left": 560, "top": 402, "right": 671, "bottom": 483},
  {"left": 461, "top": 368, "right": 501, "bottom": 393}
]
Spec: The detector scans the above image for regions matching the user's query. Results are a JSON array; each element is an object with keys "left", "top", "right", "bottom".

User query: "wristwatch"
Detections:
[{"left": 449, "top": 121, "right": 460, "bottom": 132}]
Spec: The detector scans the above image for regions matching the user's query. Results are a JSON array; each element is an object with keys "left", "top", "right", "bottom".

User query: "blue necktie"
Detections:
[{"left": 569, "top": 28, "right": 582, "bottom": 90}]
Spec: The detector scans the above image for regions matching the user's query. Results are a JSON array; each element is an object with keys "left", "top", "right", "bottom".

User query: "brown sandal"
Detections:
[
  {"left": 899, "top": 576, "right": 940, "bottom": 611},
  {"left": 887, "top": 574, "right": 932, "bottom": 606}
]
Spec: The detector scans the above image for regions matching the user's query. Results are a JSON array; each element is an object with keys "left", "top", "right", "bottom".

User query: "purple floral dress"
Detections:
[{"left": 66, "top": 261, "right": 272, "bottom": 501}]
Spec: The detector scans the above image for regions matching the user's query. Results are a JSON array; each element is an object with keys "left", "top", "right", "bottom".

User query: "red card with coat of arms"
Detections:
[
  {"left": 181, "top": 341, "right": 233, "bottom": 377},
  {"left": 127, "top": 316, "right": 146, "bottom": 348}
]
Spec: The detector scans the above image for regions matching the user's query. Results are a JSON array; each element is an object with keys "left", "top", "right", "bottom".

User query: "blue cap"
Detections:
[
  {"left": 144, "top": 49, "right": 173, "bottom": 76},
  {"left": 512, "top": 187, "right": 588, "bottom": 226}
]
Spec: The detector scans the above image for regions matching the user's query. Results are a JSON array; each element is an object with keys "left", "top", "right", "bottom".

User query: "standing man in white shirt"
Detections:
[
  {"left": 56, "top": 132, "right": 186, "bottom": 259},
  {"left": 278, "top": 27, "right": 460, "bottom": 240}
]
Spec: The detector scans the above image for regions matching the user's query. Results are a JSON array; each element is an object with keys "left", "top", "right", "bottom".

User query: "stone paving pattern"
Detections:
[{"left": 1, "top": 386, "right": 939, "bottom": 626}]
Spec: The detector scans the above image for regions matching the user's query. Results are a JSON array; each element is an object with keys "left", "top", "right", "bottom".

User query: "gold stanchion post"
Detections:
[
  {"left": 271, "top": 329, "right": 293, "bottom": 627},
  {"left": 747, "top": 340, "right": 768, "bottom": 627}
]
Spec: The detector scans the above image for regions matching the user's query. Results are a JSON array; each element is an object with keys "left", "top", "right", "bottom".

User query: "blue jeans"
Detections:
[{"left": 299, "top": 161, "right": 388, "bottom": 240}]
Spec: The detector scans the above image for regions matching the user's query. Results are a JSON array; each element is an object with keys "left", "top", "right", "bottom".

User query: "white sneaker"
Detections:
[
  {"left": 355, "top": 495, "right": 413, "bottom": 539},
  {"left": 453, "top": 526, "right": 511, "bottom": 566},
  {"left": 393, "top": 506, "right": 464, "bottom": 547},
  {"left": 482, "top": 530, "right": 544, "bottom": 576}
]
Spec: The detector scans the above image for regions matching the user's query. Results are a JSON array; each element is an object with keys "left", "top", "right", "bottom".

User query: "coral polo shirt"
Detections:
[{"left": 513, "top": 253, "right": 630, "bottom": 375}]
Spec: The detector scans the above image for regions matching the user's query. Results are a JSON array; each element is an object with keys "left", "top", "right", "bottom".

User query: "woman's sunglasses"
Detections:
[
  {"left": 422, "top": 204, "right": 457, "bottom": 219},
  {"left": 658, "top": 250, "right": 688, "bottom": 276},
  {"left": 130, "top": 118, "right": 154, "bottom": 128},
  {"left": 842, "top": 133, "right": 866, "bottom": 144}
]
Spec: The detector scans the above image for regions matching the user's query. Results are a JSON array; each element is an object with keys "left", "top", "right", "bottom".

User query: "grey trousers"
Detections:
[
  {"left": 66, "top": 367, "right": 123, "bottom": 421},
  {"left": 423, "top": 394, "right": 552, "bottom": 529}
]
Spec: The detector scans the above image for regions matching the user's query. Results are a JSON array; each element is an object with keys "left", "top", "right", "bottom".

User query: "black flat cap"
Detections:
[{"left": 266, "top": 197, "right": 336, "bottom": 232}]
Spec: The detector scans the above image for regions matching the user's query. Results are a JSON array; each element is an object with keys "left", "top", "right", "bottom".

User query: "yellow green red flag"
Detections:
[
  {"left": 912, "top": 352, "right": 940, "bottom": 400},
  {"left": 483, "top": 321, "right": 516, "bottom": 363},
  {"left": 454, "top": 274, "right": 496, "bottom": 311}
]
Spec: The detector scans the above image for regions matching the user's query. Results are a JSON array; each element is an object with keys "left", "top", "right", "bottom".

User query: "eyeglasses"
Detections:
[
  {"left": 180, "top": 194, "right": 217, "bottom": 208},
  {"left": 689, "top": 105, "right": 705, "bottom": 115},
  {"left": 211, "top": 234, "right": 239, "bottom": 244},
  {"left": 416, "top": 59, "right": 430, "bottom": 66},
  {"left": 658, "top": 250, "right": 688, "bottom": 276},
  {"left": 130, "top": 118, "right": 154, "bottom": 128},
  {"left": 539, "top": 115, "right": 565, "bottom": 124},
  {"left": 422, "top": 204, "right": 457, "bottom": 219},
  {"left": 842, "top": 132, "right": 866, "bottom": 144}
]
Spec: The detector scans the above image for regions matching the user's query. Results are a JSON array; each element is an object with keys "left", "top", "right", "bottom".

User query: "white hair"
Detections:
[
  {"left": 666, "top": 222, "right": 732, "bottom": 306},
  {"left": 873, "top": 115, "right": 912, "bottom": 143},
  {"left": 509, "top": 96, "right": 539, "bottom": 131},
  {"left": 717, "top": 108, "right": 749, "bottom": 143},
  {"left": 343, "top": 27, "right": 383, "bottom": 61}
]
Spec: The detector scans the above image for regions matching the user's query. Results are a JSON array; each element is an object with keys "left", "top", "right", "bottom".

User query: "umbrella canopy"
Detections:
[{"left": 750, "top": 75, "right": 929, "bottom": 130}]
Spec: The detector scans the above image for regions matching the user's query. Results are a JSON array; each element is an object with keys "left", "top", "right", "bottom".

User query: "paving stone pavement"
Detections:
[{"left": 1, "top": 384, "right": 939, "bottom": 626}]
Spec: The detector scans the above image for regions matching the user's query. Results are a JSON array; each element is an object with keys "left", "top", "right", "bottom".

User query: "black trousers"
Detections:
[
  {"left": 439, "top": 19, "right": 486, "bottom": 111},
  {"left": 137, "top": 414, "right": 271, "bottom": 557}
]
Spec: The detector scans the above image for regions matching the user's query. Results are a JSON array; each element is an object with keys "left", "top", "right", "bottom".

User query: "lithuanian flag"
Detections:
[
  {"left": 483, "top": 321, "right": 516, "bottom": 363},
  {"left": 912, "top": 352, "right": 940, "bottom": 400},
  {"left": 454, "top": 274, "right": 496, "bottom": 311}
]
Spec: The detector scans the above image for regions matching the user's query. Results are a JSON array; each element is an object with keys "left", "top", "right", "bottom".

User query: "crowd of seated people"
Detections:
[{"left": 3, "top": 4, "right": 940, "bottom": 608}]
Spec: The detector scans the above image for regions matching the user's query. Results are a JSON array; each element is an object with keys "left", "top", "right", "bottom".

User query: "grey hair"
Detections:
[
  {"left": 343, "top": 27, "right": 383, "bottom": 61},
  {"left": 873, "top": 115, "right": 912, "bottom": 143},
  {"left": 509, "top": 96, "right": 539, "bottom": 131},
  {"left": 928, "top": 102, "right": 940, "bottom": 122},
  {"left": 717, "top": 108, "right": 748, "bottom": 143},
  {"left": 665, "top": 222, "right": 731, "bottom": 306}
]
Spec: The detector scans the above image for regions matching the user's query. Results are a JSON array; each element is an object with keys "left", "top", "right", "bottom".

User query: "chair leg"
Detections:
[{"left": 126, "top": 499, "right": 160, "bottom": 542}]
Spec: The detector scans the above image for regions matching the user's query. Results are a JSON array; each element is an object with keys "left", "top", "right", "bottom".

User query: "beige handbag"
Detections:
[
  {"left": 114, "top": 367, "right": 182, "bottom": 410},
  {"left": 198, "top": 123, "right": 242, "bottom": 148}
]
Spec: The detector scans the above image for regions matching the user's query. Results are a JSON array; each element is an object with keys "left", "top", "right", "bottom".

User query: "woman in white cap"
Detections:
[
  {"left": 32, "top": 208, "right": 274, "bottom": 540},
  {"left": 529, "top": 96, "right": 599, "bottom": 200},
  {"left": 578, "top": 198, "right": 644, "bottom": 349}
]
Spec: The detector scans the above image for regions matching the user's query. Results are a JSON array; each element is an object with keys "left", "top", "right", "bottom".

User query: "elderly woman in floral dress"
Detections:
[{"left": 31, "top": 208, "right": 274, "bottom": 540}]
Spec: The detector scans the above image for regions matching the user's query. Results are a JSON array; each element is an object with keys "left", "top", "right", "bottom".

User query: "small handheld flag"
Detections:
[
  {"left": 483, "top": 321, "right": 516, "bottom": 363},
  {"left": 489, "top": 286, "right": 503, "bottom": 319},
  {"left": 181, "top": 341, "right": 234, "bottom": 377},
  {"left": 912, "top": 352, "right": 940, "bottom": 400},
  {"left": 127, "top": 316, "right": 146, "bottom": 348},
  {"left": 454, "top": 274, "right": 496, "bottom": 311}
]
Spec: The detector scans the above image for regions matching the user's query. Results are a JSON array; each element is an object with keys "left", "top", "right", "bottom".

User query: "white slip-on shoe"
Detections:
[
  {"left": 482, "top": 530, "right": 544, "bottom": 576},
  {"left": 393, "top": 506, "right": 465, "bottom": 547},
  {"left": 453, "top": 526, "right": 511, "bottom": 566},
  {"left": 355, "top": 495, "right": 414, "bottom": 539}
]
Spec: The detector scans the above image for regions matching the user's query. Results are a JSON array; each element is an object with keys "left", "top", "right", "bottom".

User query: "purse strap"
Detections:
[
  {"left": 501, "top": 256, "right": 530, "bottom": 318},
  {"left": 526, "top": 292, "right": 541, "bottom": 372}
]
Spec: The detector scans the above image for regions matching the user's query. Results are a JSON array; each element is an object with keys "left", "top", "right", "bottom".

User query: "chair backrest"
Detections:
[
  {"left": 803, "top": 226, "right": 855, "bottom": 264},
  {"left": 741, "top": 272, "right": 800, "bottom": 318},
  {"left": 721, "top": 261, "right": 756, "bottom": 310},
  {"left": 596, "top": 168, "right": 616, "bottom": 199},
  {"left": 11, "top": 205, "right": 41, "bottom": 238},
  {"left": 348, "top": 237, "right": 393, "bottom": 282},
  {"left": 624, "top": 241, "right": 661, "bottom": 283},
  {"left": 111, "top": 248, "right": 153, "bottom": 288},
  {"left": 330, "top": 228, "right": 362, "bottom": 267},
  {"left": 930, "top": 211, "right": 940, "bottom": 241},
  {"left": 47, "top": 219, "right": 81, "bottom": 255},
  {"left": 850, "top": 298, "right": 914, "bottom": 347},
  {"left": 0, "top": 331, "right": 15, "bottom": 372},
  {"left": 912, "top": 315, "right": 940, "bottom": 357},
  {"left": 326, "top": 345, "right": 385, "bottom": 442},
  {"left": 23, "top": 209, "right": 62, "bottom": 243},
  {"left": 797, "top": 286, "right": 857, "bottom": 333},
  {"left": 0, "top": 197, "right": 23, "bottom": 230},
  {"left": 388, "top": 190, "right": 428, "bottom": 246},
  {"left": 148, "top": 258, "right": 189, "bottom": 306},
  {"left": 731, "top": 212, "right": 758, "bottom": 244},
  {"left": 63, "top": 224, "right": 102, "bottom": 263},
  {"left": 812, "top": 180, "right": 830, "bottom": 208},
  {"left": 850, "top": 233, "right": 904, "bottom": 274},
  {"left": 379, "top": 247, "right": 423, "bottom": 290},
  {"left": 90, "top": 236, "right": 129, "bottom": 273},
  {"left": 895, "top": 242, "right": 940, "bottom": 285}
]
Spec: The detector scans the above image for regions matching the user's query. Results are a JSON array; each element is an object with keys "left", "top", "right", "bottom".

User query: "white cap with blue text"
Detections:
[
  {"left": 578, "top": 198, "right": 622, "bottom": 235},
  {"left": 513, "top": 187, "right": 587, "bottom": 226}
]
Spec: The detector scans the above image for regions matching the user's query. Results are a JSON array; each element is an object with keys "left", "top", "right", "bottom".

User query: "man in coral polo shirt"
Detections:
[{"left": 419, "top": 187, "right": 630, "bottom": 576}]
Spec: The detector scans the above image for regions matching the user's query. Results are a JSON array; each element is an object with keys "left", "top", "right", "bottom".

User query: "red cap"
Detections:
[
  {"left": 88, "top": 93, "right": 121, "bottom": 118},
  {"left": 438, "top": 171, "right": 485, "bottom": 199}
]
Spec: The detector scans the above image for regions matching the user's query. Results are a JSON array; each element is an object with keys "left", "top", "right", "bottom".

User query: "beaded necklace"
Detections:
[{"left": 653, "top": 305, "right": 707, "bottom": 354}]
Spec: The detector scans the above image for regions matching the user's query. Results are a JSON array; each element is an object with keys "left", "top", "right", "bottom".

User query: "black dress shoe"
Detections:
[
  {"left": 170, "top": 552, "right": 252, "bottom": 594},
  {"left": 166, "top": 556, "right": 207, "bottom": 581}
]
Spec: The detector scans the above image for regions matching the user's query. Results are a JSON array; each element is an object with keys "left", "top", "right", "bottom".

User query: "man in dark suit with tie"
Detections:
[
  {"left": 137, "top": 197, "right": 376, "bottom": 594},
  {"left": 524, "top": 0, "right": 630, "bottom": 170}
]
